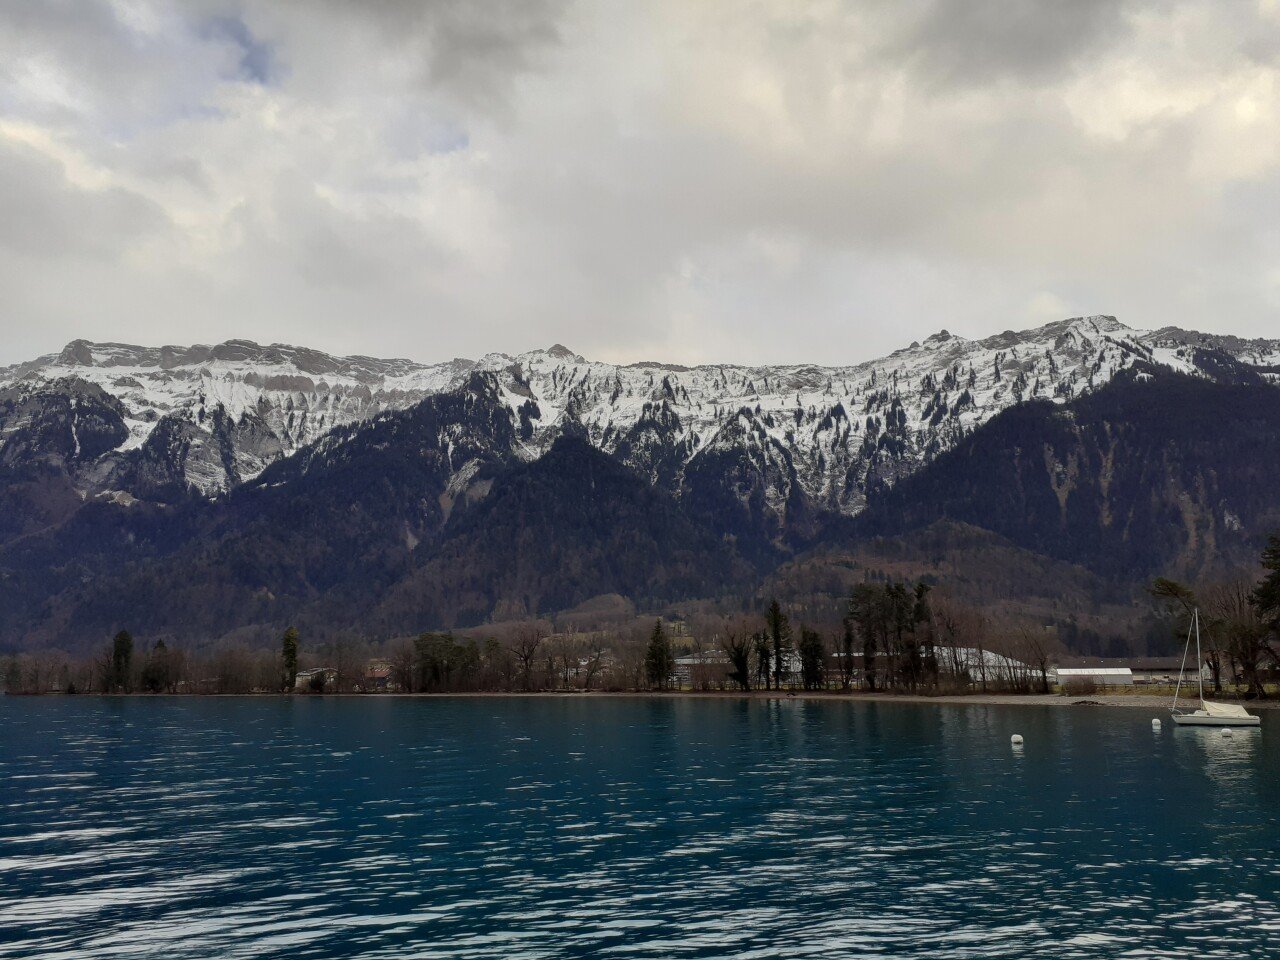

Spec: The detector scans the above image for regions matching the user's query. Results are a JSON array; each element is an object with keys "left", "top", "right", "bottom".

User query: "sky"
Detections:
[{"left": 3, "top": 0, "right": 1280, "bottom": 368}]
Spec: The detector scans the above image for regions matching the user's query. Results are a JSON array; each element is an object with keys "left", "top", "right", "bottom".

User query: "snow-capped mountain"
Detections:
[
  {"left": 4, "top": 315, "right": 1280, "bottom": 646},
  {"left": 3, "top": 316, "right": 1278, "bottom": 511},
  {"left": 0, "top": 339, "right": 477, "bottom": 493}
]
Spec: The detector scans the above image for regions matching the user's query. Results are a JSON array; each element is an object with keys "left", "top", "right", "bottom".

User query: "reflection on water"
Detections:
[
  {"left": 1194, "top": 725, "right": 1261, "bottom": 776},
  {"left": 1, "top": 698, "right": 1277, "bottom": 959}
]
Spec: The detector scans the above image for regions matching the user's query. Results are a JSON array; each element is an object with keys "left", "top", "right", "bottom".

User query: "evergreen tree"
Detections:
[
  {"left": 885, "top": 581, "right": 930, "bottom": 690},
  {"left": 644, "top": 619, "right": 674, "bottom": 690},
  {"left": 281, "top": 627, "right": 300, "bottom": 692},
  {"left": 141, "top": 639, "right": 171, "bottom": 693},
  {"left": 1250, "top": 534, "right": 1280, "bottom": 631},
  {"left": 798, "top": 628, "right": 826, "bottom": 690},
  {"left": 1150, "top": 577, "right": 1196, "bottom": 615},
  {"left": 1245, "top": 535, "right": 1280, "bottom": 699},
  {"left": 885, "top": 582, "right": 913, "bottom": 687},
  {"left": 848, "top": 584, "right": 883, "bottom": 691},
  {"left": 766, "top": 599, "right": 790, "bottom": 690},
  {"left": 413, "top": 632, "right": 481, "bottom": 692},
  {"left": 1150, "top": 578, "right": 1223, "bottom": 694},
  {"left": 110, "top": 630, "right": 133, "bottom": 693}
]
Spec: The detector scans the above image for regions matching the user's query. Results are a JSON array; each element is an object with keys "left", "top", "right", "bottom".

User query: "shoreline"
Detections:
[{"left": 7, "top": 689, "right": 1279, "bottom": 709}]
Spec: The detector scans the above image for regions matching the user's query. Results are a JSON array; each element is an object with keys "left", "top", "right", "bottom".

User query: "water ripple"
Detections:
[{"left": 1, "top": 697, "right": 1277, "bottom": 958}]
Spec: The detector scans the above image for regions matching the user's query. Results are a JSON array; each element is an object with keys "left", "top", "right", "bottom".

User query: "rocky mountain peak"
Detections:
[
  {"left": 4, "top": 316, "right": 1279, "bottom": 515},
  {"left": 545, "top": 343, "right": 582, "bottom": 361}
]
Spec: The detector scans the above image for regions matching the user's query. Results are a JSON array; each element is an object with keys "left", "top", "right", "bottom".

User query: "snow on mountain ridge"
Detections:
[{"left": 3, "top": 317, "right": 1277, "bottom": 506}]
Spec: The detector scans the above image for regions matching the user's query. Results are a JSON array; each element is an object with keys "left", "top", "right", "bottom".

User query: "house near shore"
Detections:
[
  {"left": 1054, "top": 663, "right": 1134, "bottom": 687},
  {"left": 1126, "top": 657, "right": 1202, "bottom": 685},
  {"left": 294, "top": 667, "right": 337, "bottom": 692},
  {"left": 672, "top": 650, "right": 804, "bottom": 689},
  {"left": 673, "top": 652, "right": 733, "bottom": 688},
  {"left": 362, "top": 658, "right": 397, "bottom": 692},
  {"left": 1051, "top": 656, "right": 1208, "bottom": 687}
]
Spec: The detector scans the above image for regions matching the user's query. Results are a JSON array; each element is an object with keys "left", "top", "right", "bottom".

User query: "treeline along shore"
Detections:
[{"left": 7, "top": 535, "right": 1280, "bottom": 700}]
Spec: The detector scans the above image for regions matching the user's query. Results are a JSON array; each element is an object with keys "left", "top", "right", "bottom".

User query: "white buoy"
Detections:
[
  {"left": 1221, "top": 727, "right": 1232, "bottom": 738},
  {"left": 1011, "top": 734, "right": 1024, "bottom": 745},
  {"left": 1152, "top": 718, "right": 1161, "bottom": 730}
]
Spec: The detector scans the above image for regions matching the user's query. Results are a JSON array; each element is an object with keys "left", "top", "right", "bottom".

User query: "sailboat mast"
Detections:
[
  {"left": 1194, "top": 608, "right": 1206, "bottom": 707},
  {"left": 1171, "top": 614, "right": 1194, "bottom": 714}
]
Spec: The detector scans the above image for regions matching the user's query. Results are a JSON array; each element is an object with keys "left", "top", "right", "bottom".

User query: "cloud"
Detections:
[
  {"left": 260, "top": 0, "right": 569, "bottom": 116},
  {"left": 0, "top": 136, "right": 171, "bottom": 259},
  {"left": 1, "top": 0, "right": 1279, "bottom": 369},
  {"left": 201, "top": 15, "right": 278, "bottom": 85},
  {"left": 885, "top": 0, "right": 1135, "bottom": 86}
]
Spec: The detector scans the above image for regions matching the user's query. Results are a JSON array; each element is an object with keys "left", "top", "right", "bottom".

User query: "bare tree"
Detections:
[
  {"left": 581, "top": 639, "right": 607, "bottom": 690},
  {"left": 511, "top": 627, "right": 545, "bottom": 691},
  {"left": 387, "top": 636, "right": 415, "bottom": 692},
  {"left": 1016, "top": 626, "right": 1055, "bottom": 694},
  {"left": 607, "top": 619, "right": 653, "bottom": 690},
  {"left": 932, "top": 594, "right": 987, "bottom": 692},
  {"left": 1204, "top": 576, "right": 1274, "bottom": 699},
  {"left": 720, "top": 630, "right": 753, "bottom": 691}
]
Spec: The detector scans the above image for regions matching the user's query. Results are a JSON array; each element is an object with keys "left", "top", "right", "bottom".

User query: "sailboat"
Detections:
[{"left": 1170, "top": 609, "right": 1261, "bottom": 727}]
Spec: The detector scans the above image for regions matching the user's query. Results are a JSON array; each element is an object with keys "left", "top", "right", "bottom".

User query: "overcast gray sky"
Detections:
[{"left": 3, "top": 0, "right": 1279, "bottom": 367}]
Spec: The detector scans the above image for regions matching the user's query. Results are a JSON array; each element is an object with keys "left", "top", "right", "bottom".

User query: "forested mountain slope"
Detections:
[{"left": 849, "top": 369, "right": 1280, "bottom": 580}]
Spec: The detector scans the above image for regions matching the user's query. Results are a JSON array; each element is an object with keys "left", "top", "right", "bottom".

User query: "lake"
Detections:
[{"left": 1, "top": 696, "right": 1278, "bottom": 958}]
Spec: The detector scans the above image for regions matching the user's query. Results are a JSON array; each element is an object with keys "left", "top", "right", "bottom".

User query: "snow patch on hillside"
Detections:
[{"left": 4, "top": 317, "right": 1278, "bottom": 511}]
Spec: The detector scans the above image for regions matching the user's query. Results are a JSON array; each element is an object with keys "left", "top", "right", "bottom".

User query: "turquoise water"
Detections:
[{"left": 1, "top": 697, "right": 1277, "bottom": 959}]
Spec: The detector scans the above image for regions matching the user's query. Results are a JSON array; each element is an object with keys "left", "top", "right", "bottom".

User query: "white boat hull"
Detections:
[{"left": 1171, "top": 712, "right": 1261, "bottom": 727}]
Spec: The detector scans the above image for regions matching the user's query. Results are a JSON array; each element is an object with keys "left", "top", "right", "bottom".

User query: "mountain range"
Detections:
[{"left": 2, "top": 316, "right": 1278, "bottom": 651}]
